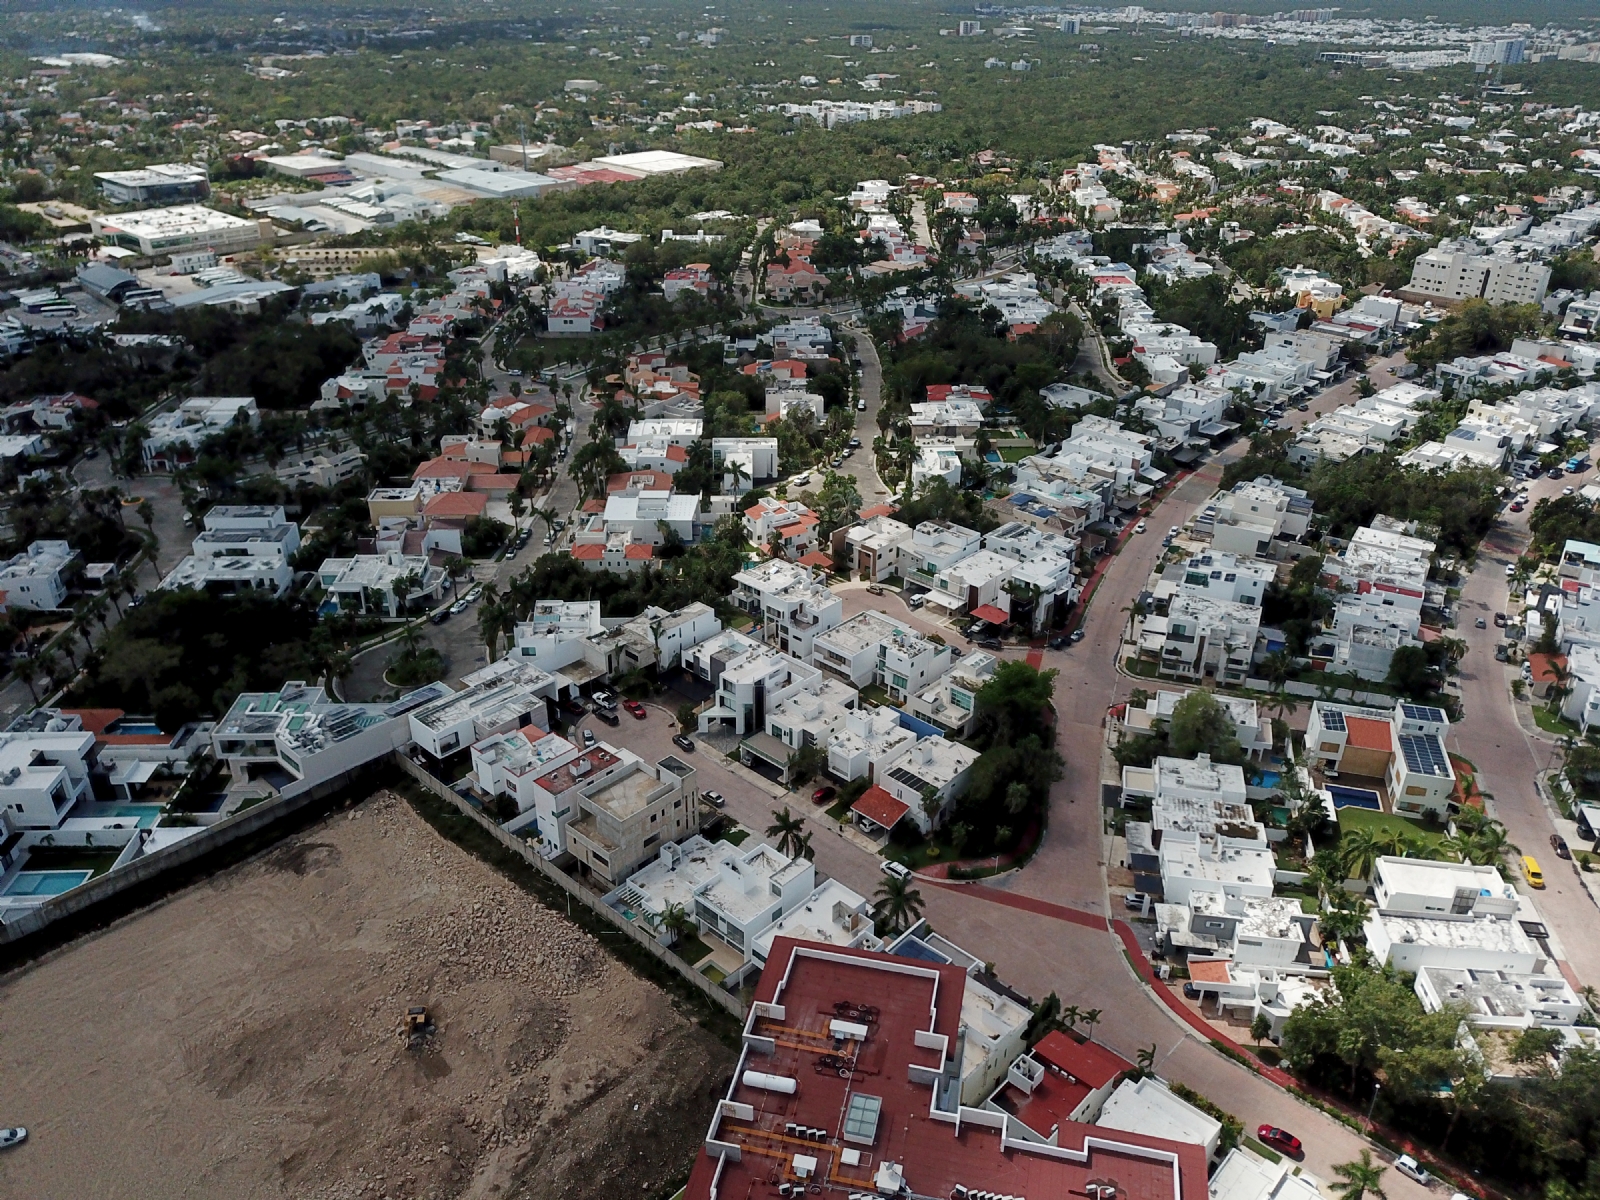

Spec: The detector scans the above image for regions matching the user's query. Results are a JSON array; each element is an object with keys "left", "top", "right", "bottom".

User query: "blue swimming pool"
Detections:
[
  {"left": 109, "top": 721, "right": 164, "bottom": 736},
  {"left": 107, "top": 804, "right": 162, "bottom": 827},
  {"left": 1328, "top": 784, "right": 1382, "bottom": 810},
  {"left": 1257, "top": 770, "right": 1282, "bottom": 788},
  {"left": 5, "top": 870, "right": 92, "bottom": 897}
]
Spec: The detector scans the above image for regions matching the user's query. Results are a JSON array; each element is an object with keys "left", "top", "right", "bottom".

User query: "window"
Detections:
[
  {"left": 643, "top": 834, "right": 660, "bottom": 849},
  {"left": 1320, "top": 741, "right": 1340, "bottom": 753},
  {"left": 1404, "top": 785, "right": 1426, "bottom": 796},
  {"left": 650, "top": 813, "right": 658, "bottom": 823},
  {"left": 673, "top": 799, "right": 682, "bottom": 809}
]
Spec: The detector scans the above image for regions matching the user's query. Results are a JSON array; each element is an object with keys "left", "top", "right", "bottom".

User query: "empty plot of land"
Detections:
[{"left": 0, "top": 791, "right": 733, "bottom": 1200}]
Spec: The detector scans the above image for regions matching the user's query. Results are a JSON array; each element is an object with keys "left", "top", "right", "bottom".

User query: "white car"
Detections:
[
  {"left": 1393, "top": 1155, "right": 1431, "bottom": 1186},
  {"left": 1135, "top": 520, "right": 1148, "bottom": 534},
  {"left": 880, "top": 859, "right": 912, "bottom": 881},
  {"left": 1506, "top": 562, "right": 1517, "bottom": 577},
  {"left": 0, "top": 1126, "right": 25, "bottom": 1150}
]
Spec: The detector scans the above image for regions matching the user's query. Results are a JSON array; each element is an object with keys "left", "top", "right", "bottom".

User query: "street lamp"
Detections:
[{"left": 1366, "top": 1082, "right": 1381, "bottom": 1132}]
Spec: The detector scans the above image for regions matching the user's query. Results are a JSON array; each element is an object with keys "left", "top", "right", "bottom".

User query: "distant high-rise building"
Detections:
[
  {"left": 958, "top": 20, "right": 983, "bottom": 36},
  {"left": 1470, "top": 38, "right": 1526, "bottom": 65}
]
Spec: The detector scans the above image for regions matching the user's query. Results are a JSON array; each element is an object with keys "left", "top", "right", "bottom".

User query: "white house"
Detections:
[
  {"left": 0, "top": 726, "right": 96, "bottom": 828},
  {"left": 0, "top": 540, "right": 77, "bottom": 610}
]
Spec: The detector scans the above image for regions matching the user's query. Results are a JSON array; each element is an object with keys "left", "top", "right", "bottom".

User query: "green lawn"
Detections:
[
  {"left": 1533, "top": 704, "right": 1580, "bottom": 738},
  {"left": 674, "top": 934, "right": 711, "bottom": 965},
  {"left": 20, "top": 846, "right": 123, "bottom": 878},
  {"left": 999, "top": 446, "right": 1033, "bottom": 462},
  {"left": 1335, "top": 806, "right": 1449, "bottom": 853},
  {"left": 1243, "top": 1136, "right": 1283, "bottom": 1164}
]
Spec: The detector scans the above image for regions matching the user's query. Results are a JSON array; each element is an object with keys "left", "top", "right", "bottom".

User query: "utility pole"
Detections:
[{"left": 519, "top": 120, "right": 528, "bottom": 170}]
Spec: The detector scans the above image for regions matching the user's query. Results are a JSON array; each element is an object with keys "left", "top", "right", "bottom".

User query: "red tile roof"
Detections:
[
  {"left": 423, "top": 491, "right": 488, "bottom": 519},
  {"left": 1528, "top": 652, "right": 1566, "bottom": 685},
  {"left": 1344, "top": 714, "right": 1392, "bottom": 753},
  {"left": 1032, "top": 1030, "right": 1132, "bottom": 1088},
  {"left": 851, "top": 785, "right": 910, "bottom": 830},
  {"left": 858, "top": 503, "right": 898, "bottom": 519},
  {"left": 608, "top": 469, "right": 674, "bottom": 493},
  {"left": 797, "top": 551, "right": 834, "bottom": 568},
  {"left": 1188, "top": 960, "right": 1233, "bottom": 984},
  {"left": 624, "top": 543, "right": 655, "bottom": 560},
  {"left": 571, "top": 543, "right": 605, "bottom": 560},
  {"left": 971, "top": 603, "right": 1010, "bottom": 625},
  {"left": 523, "top": 425, "right": 557, "bottom": 445},
  {"left": 412, "top": 457, "right": 475, "bottom": 481}
]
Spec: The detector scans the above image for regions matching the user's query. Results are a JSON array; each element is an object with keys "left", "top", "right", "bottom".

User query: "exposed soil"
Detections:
[{"left": 0, "top": 791, "right": 735, "bottom": 1200}]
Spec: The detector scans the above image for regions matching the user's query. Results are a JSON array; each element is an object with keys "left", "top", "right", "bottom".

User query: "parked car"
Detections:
[
  {"left": 1048, "top": 634, "right": 1068, "bottom": 650},
  {"left": 1256, "top": 1126, "right": 1302, "bottom": 1157},
  {"left": 848, "top": 437, "right": 861, "bottom": 449},
  {"left": 449, "top": 598, "right": 470, "bottom": 615},
  {"left": 1495, "top": 646, "right": 1510, "bottom": 662},
  {"left": 1134, "top": 520, "right": 1148, "bottom": 534},
  {"left": 1181, "top": 982, "right": 1202, "bottom": 999},
  {"left": 595, "top": 708, "right": 620, "bottom": 726},
  {"left": 1510, "top": 502, "right": 1525, "bottom": 513},
  {"left": 1123, "top": 891, "right": 1150, "bottom": 910},
  {"left": 463, "top": 584, "right": 483, "bottom": 603},
  {"left": 792, "top": 473, "right": 811, "bottom": 487},
  {"left": 0, "top": 1127, "right": 26, "bottom": 1150},
  {"left": 1494, "top": 612, "right": 1508, "bottom": 626},
  {"left": 1394, "top": 1156, "right": 1432, "bottom": 1186},
  {"left": 1167, "top": 527, "right": 1179, "bottom": 539},
  {"left": 1550, "top": 467, "right": 1565, "bottom": 479},
  {"left": 562, "top": 698, "right": 587, "bottom": 717},
  {"left": 1522, "top": 855, "right": 1545, "bottom": 888},
  {"left": 1475, "top": 617, "right": 1487, "bottom": 628},
  {"left": 812, "top": 785, "right": 837, "bottom": 804},
  {"left": 1296, "top": 402, "right": 1310, "bottom": 411},
  {"left": 672, "top": 734, "right": 696, "bottom": 752},
  {"left": 880, "top": 859, "right": 912, "bottom": 881},
  {"left": 1564, "top": 485, "right": 1575, "bottom": 496},
  {"left": 429, "top": 610, "right": 450, "bottom": 626},
  {"left": 866, "top": 584, "right": 885, "bottom": 596},
  {"left": 1506, "top": 562, "right": 1518, "bottom": 577},
  {"left": 907, "top": 594, "right": 925, "bottom": 609},
  {"left": 1551, "top": 833, "right": 1571, "bottom": 860},
  {"left": 976, "top": 636, "right": 1002, "bottom": 650},
  {"left": 624, "top": 699, "right": 647, "bottom": 719},
  {"left": 591, "top": 689, "right": 617, "bottom": 710},
  {"left": 582, "top": 728, "right": 596, "bottom": 748},
  {"left": 1069, "top": 629, "right": 1085, "bottom": 644},
  {"left": 703, "top": 790, "right": 725, "bottom": 808}
]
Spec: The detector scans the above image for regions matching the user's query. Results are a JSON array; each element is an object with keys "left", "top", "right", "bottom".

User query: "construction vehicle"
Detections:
[{"left": 403, "top": 1005, "right": 436, "bottom": 1049}]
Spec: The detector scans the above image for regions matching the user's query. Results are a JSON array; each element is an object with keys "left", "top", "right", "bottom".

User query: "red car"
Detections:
[
  {"left": 1510, "top": 501, "right": 1525, "bottom": 513},
  {"left": 812, "top": 785, "right": 837, "bottom": 804},
  {"left": 623, "top": 700, "right": 647, "bottom": 719},
  {"left": 1257, "top": 1125, "right": 1302, "bottom": 1157}
]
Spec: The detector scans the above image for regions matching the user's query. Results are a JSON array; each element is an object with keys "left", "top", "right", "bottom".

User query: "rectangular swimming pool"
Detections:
[
  {"left": 5, "top": 870, "right": 93, "bottom": 897},
  {"left": 1328, "top": 785, "right": 1382, "bottom": 810},
  {"left": 107, "top": 804, "right": 162, "bottom": 827}
]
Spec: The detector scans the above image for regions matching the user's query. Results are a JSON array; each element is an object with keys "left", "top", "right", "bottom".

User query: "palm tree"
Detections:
[
  {"left": 725, "top": 455, "right": 751, "bottom": 496},
  {"left": 13, "top": 656, "right": 38, "bottom": 703},
  {"left": 1081, "top": 1008, "right": 1103, "bottom": 1037},
  {"left": 872, "top": 873, "right": 925, "bottom": 935},
  {"left": 1135, "top": 1043, "right": 1157, "bottom": 1074},
  {"left": 766, "top": 807, "right": 808, "bottom": 860},
  {"left": 1330, "top": 1151, "right": 1387, "bottom": 1200},
  {"left": 1339, "top": 827, "right": 1383, "bottom": 881},
  {"left": 660, "top": 902, "right": 697, "bottom": 946}
]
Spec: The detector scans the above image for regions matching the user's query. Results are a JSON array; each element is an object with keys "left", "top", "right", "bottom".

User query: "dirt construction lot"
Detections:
[{"left": 0, "top": 791, "right": 735, "bottom": 1200}]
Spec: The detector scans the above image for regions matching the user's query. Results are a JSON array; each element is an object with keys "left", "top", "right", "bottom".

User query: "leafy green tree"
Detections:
[{"left": 1167, "top": 690, "right": 1244, "bottom": 763}]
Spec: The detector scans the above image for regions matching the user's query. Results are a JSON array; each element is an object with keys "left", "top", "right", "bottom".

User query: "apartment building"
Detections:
[{"left": 1407, "top": 240, "right": 1551, "bottom": 306}]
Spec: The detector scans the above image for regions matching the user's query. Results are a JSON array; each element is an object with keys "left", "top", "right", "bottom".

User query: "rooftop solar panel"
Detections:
[
  {"left": 1400, "top": 703, "right": 1447, "bottom": 725},
  {"left": 1399, "top": 733, "right": 1450, "bottom": 776},
  {"left": 1321, "top": 710, "right": 1346, "bottom": 731}
]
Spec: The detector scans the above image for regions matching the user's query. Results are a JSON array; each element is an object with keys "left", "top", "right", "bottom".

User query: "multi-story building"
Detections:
[
  {"left": 405, "top": 659, "right": 563, "bottom": 759},
  {"left": 316, "top": 550, "right": 447, "bottom": 617},
  {"left": 159, "top": 505, "right": 300, "bottom": 598},
  {"left": 867, "top": 735, "right": 980, "bottom": 834},
  {"left": 1415, "top": 965, "right": 1583, "bottom": 1030},
  {"left": 1199, "top": 476, "right": 1314, "bottom": 560},
  {"left": 1303, "top": 700, "right": 1457, "bottom": 818},
  {"left": 711, "top": 437, "right": 780, "bottom": 488},
  {"left": 141, "top": 396, "right": 259, "bottom": 471},
  {"left": 908, "top": 650, "right": 997, "bottom": 737},
  {"left": 687, "top": 938, "right": 1209, "bottom": 1200},
  {"left": 212, "top": 681, "right": 413, "bottom": 800},
  {"left": 469, "top": 728, "right": 581, "bottom": 818},
  {"left": 0, "top": 725, "right": 96, "bottom": 828},
  {"left": 902, "top": 519, "right": 982, "bottom": 582},
  {"left": 751, "top": 677, "right": 861, "bottom": 780},
  {"left": 565, "top": 750, "right": 697, "bottom": 887},
  {"left": 691, "top": 632, "right": 823, "bottom": 737},
  {"left": 826, "top": 706, "right": 920, "bottom": 782},
  {"left": 1122, "top": 753, "right": 1263, "bottom": 843},
  {"left": 1117, "top": 688, "right": 1273, "bottom": 759},
  {"left": 0, "top": 540, "right": 77, "bottom": 611},
  {"left": 89, "top": 204, "right": 269, "bottom": 257},
  {"left": 842, "top": 513, "right": 915, "bottom": 582},
  {"left": 1407, "top": 240, "right": 1551, "bottom": 306},
  {"left": 811, "top": 610, "right": 952, "bottom": 700},
  {"left": 730, "top": 560, "right": 842, "bottom": 659},
  {"left": 1142, "top": 591, "right": 1261, "bottom": 684},
  {"left": 743, "top": 497, "right": 819, "bottom": 559},
  {"left": 981, "top": 522, "right": 1080, "bottom": 632},
  {"left": 94, "top": 163, "right": 210, "bottom": 206}
]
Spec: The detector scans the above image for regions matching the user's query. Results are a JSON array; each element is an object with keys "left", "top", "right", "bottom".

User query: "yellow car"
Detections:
[{"left": 1521, "top": 856, "right": 1545, "bottom": 888}]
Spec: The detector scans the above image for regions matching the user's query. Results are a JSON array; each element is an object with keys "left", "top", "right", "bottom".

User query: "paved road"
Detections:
[{"left": 1451, "top": 469, "right": 1600, "bottom": 988}]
